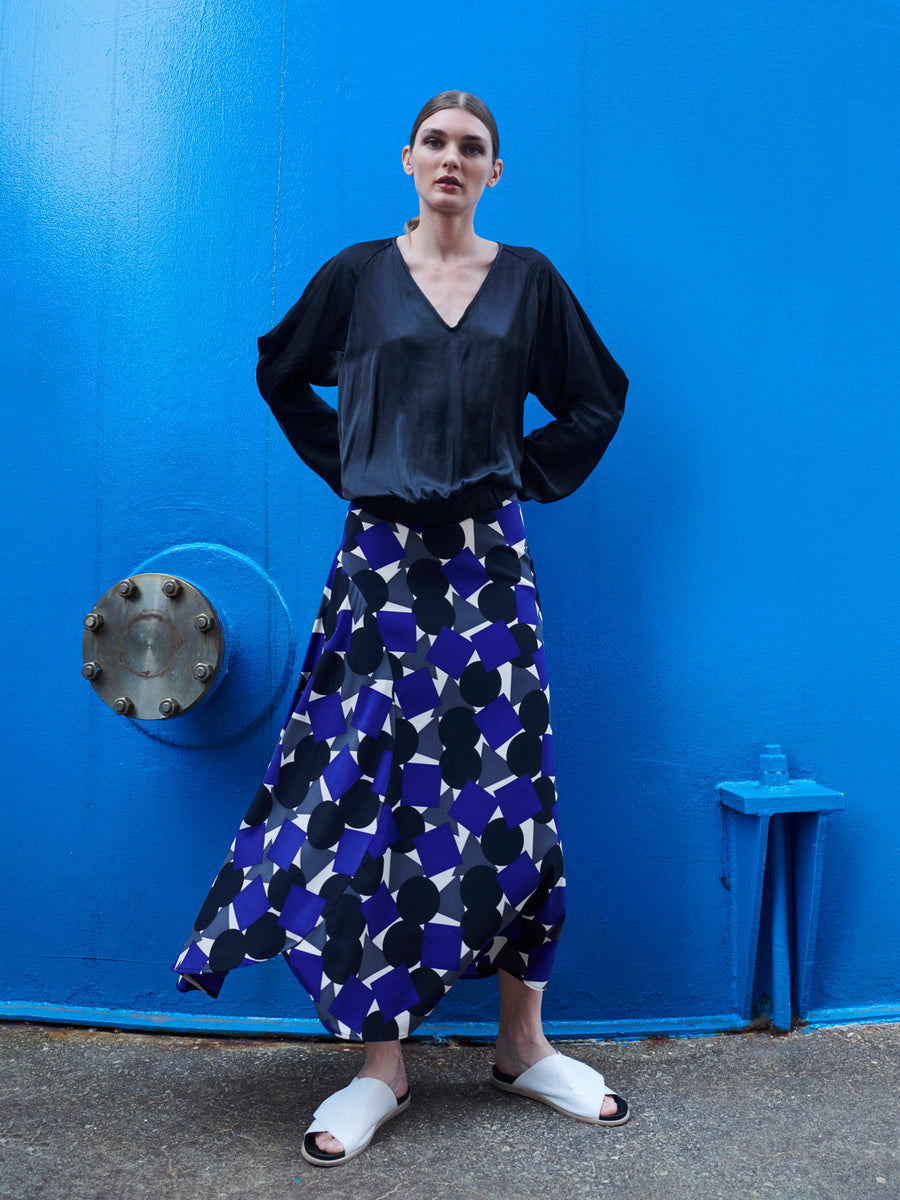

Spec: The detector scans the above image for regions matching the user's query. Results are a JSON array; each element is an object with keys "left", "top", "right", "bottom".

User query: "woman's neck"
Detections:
[{"left": 406, "top": 209, "right": 490, "bottom": 262}]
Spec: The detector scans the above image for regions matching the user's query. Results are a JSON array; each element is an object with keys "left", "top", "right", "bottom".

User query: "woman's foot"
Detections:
[
  {"left": 491, "top": 1054, "right": 630, "bottom": 1126},
  {"left": 494, "top": 1033, "right": 621, "bottom": 1120},
  {"left": 494, "top": 970, "right": 621, "bottom": 1120},
  {"left": 313, "top": 1041, "right": 407, "bottom": 1156}
]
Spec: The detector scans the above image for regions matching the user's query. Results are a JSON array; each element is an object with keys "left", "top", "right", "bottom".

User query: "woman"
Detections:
[{"left": 174, "top": 90, "right": 629, "bottom": 1166}]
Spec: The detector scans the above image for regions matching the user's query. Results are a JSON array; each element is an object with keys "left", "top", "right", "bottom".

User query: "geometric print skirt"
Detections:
[{"left": 173, "top": 496, "right": 565, "bottom": 1041}]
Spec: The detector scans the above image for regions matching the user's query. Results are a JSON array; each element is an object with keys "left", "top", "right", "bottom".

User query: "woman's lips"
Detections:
[{"left": 437, "top": 176, "right": 462, "bottom": 189}]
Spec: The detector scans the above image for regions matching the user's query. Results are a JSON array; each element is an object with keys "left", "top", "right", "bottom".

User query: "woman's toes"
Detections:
[
  {"left": 600, "top": 1093, "right": 619, "bottom": 1118},
  {"left": 315, "top": 1131, "right": 344, "bottom": 1155}
]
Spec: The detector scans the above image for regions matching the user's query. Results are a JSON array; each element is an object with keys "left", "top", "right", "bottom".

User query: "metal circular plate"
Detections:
[
  {"left": 127, "top": 544, "right": 296, "bottom": 748},
  {"left": 82, "top": 574, "right": 226, "bottom": 720}
]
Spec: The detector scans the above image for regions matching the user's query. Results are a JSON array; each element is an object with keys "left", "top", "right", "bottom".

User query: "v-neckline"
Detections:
[{"left": 393, "top": 237, "right": 503, "bottom": 331}]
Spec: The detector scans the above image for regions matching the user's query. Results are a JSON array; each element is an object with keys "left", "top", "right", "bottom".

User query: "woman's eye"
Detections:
[
  {"left": 463, "top": 145, "right": 483, "bottom": 155},
  {"left": 424, "top": 138, "right": 442, "bottom": 149}
]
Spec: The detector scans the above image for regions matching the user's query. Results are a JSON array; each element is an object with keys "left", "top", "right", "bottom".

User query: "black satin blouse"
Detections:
[{"left": 257, "top": 238, "right": 627, "bottom": 526}]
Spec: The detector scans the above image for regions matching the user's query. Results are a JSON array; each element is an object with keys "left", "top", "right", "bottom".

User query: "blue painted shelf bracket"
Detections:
[{"left": 719, "top": 746, "right": 844, "bottom": 1031}]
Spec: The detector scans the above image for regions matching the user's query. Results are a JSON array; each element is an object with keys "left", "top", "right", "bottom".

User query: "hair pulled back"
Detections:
[{"left": 405, "top": 90, "right": 499, "bottom": 235}]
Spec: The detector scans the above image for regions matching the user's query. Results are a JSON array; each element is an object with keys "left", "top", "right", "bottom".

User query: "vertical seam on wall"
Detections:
[
  {"left": 269, "top": 0, "right": 287, "bottom": 325},
  {"left": 263, "top": 0, "right": 287, "bottom": 694},
  {"left": 264, "top": 0, "right": 288, "bottom": 586}
]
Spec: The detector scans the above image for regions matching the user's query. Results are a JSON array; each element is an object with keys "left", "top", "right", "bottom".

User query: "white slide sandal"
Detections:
[
  {"left": 492, "top": 1051, "right": 630, "bottom": 1125},
  {"left": 301, "top": 1076, "right": 411, "bottom": 1167}
]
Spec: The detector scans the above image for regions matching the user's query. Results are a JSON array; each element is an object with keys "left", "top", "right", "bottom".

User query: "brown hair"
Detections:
[{"left": 404, "top": 90, "right": 500, "bottom": 234}]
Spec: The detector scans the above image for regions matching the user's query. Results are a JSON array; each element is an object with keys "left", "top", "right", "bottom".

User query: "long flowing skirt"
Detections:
[{"left": 173, "top": 497, "right": 565, "bottom": 1040}]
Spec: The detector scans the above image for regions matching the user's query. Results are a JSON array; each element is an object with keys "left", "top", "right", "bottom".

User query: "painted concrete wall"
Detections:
[{"left": 2, "top": 0, "right": 898, "bottom": 1036}]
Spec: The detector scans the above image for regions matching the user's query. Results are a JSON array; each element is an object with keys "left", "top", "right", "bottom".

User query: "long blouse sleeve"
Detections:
[
  {"left": 519, "top": 260, "right": 628, "bottom": 504},
  {"left": 256, "top": 250, "right": 358, "bottom": 497}
]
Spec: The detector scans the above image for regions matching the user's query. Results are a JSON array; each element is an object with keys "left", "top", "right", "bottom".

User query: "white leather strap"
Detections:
[
  {"left": 306, "top": 1077, "right": 398, "bottom": 1150},
  {"left": 512, "top": 1052, "right": 611, "bottom": 1120}
]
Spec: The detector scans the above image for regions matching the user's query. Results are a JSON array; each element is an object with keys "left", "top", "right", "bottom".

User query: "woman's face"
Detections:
[{"left": 402, "top": 107, "right": 502, "bottom": 218}]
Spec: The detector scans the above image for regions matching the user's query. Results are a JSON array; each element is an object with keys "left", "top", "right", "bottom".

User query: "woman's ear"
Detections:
[
  {"left": 401, "top": 145, "right": 414, "bottom": 176},
  {"left": 487, "top": 158, "right": 503, "bottom": 187}
]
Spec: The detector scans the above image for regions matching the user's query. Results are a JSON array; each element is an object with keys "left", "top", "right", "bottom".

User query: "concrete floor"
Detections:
[{"left": 1, "top": 1020, "right": 898, "bottom": 1200}]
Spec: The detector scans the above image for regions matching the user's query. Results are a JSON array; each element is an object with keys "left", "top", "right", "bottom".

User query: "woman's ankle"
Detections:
[
  {"left": 359, "top": 1040, "right": 407, "bottom": 1097},
  {"left": 494, "top": 1030, "right": 554, "bottom": 1076}
]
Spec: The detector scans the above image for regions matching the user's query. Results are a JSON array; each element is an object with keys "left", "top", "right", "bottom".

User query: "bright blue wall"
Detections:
[{"left": 2, "top": 0, "right": 898, "bottom": 1035}]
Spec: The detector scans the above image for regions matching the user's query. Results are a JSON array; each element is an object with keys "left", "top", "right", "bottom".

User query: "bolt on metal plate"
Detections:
[{"left": 81, "top": 573, "right": 225, "bottom": 720}]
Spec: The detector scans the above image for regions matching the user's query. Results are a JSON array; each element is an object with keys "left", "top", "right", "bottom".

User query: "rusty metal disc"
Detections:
[{"left": 82, "top": 573, "right": 225, "bottom": 720}]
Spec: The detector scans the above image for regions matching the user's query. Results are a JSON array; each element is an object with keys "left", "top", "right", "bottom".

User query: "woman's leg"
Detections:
[
  {"left": 313, "top": 1039, "right": 407, "bottom": 1155},
  {"left": 495, "top": 969, "right": 619, "bottom": 1119},
  {"left": 495, "top": 968, "right": 555, "bottom": 1076}
]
